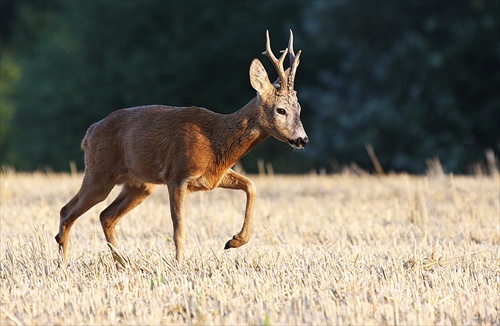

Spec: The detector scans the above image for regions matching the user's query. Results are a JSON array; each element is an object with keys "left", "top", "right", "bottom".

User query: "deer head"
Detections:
[{"left": 250, "top": 30, "right": 309, "bottom": 149}]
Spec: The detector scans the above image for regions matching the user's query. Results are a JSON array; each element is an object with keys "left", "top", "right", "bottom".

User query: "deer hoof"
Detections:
[{"left": 224, "top": 235, "right": 247, "bottom": 250}]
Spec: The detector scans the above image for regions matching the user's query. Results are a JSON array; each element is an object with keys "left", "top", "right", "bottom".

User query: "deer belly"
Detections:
[{"left": 186, "top": 174, "right": 222, "bottom": 192}]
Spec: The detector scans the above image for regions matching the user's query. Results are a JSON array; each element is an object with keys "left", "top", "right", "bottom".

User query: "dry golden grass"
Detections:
[{"left": 1, "top": 172, "right": 499, "bottom": 325}]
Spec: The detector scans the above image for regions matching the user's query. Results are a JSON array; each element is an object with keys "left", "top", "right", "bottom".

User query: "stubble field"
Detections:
[{"left": 1, "top": 172, "right": 499, "bottom": 325}]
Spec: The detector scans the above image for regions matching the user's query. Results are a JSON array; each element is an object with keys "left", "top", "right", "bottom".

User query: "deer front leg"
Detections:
[
  {"left": 168, "top": 181, "right": 188, "bottom": 262},
  {"left": 218, "top": 169, "right": 257, "bottom": 250}
]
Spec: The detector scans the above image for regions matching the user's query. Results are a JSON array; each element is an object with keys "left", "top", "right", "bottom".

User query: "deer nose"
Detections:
[{"left": 296, "top": 136, "right": 309, "bottom": 147}]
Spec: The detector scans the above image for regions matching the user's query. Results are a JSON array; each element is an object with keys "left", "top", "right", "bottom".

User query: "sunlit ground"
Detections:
[{"left": 1, "top": 173, "right": 498, "bottom": 324}]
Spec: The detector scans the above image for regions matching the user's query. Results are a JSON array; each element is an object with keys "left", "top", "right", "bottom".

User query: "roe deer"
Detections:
[{"left": 55, "top": 30, "right": 308, "bottom": 263}]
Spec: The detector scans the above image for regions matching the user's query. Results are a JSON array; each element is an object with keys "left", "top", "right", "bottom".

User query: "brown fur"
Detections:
[{"left": 55, "top": 30, "right": 308, "bottom": 263}]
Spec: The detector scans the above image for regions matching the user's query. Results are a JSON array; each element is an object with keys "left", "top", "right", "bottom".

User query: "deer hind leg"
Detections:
[
  {"left": 55, "top": 174, "right": 115, "bottom": 263},
  {"left": 218, "top": 169, "right": 256, "bottom": 250},
  {"left": 99, "top": 182, "right": 155, "bottom": 249}
]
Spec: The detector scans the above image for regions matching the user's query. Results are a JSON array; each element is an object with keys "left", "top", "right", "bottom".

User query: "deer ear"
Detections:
[{"left": 250, "top": 59, "right": 274, "bottom": 95}]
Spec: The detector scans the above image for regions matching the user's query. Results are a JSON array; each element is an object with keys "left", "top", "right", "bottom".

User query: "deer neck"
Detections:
[{"left": 213, "top": 97, "right": 269, "bottom": 166}]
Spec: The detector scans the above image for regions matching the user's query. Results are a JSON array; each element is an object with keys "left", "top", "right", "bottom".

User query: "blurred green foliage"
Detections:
[
  {"left": 1, "top": 1, "right": 498, "bottom": 173},
  {"left": 302, "top": 1, "right": 500, "bottom": 172},
  {"left": 0, "top": 47, "right": 20, "bottom": 162}
]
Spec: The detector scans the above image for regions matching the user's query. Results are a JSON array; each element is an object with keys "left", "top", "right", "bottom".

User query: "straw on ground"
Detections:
[{"left": 1, "top": 172, "right": 498, "bottom": 324}]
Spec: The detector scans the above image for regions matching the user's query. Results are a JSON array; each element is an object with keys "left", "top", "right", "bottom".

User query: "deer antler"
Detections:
[
  {"left": 287, "top": 29, "right": 302, "bottom": 91},
  {"left": 262, "top": 30, "right": 289, "bottom": 91}
]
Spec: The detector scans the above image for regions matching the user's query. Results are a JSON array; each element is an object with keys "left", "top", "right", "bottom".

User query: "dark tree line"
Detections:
[{"left": 1, "top": 1, "right": 498, "bottom": 173}]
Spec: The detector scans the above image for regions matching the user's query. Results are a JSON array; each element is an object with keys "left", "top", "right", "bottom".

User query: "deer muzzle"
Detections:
[{"left": 289, "top": 136, "right": 309, "bottom": 149}]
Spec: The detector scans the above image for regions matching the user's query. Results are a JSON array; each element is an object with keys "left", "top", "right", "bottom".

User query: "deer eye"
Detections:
[{"left": 276, "top": 108, "right": 287, "bottom": 116}]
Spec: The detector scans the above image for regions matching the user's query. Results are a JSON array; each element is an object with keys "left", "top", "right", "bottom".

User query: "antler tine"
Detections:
[
  {"left": 288, "top": 29, "right": 296, "bottom": 62},
  {"left": 287, "top": 29, "right": 302, "bottom": 91},
  {"left": 262, "top": 30, "right": 288, "bottom": 91}
]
